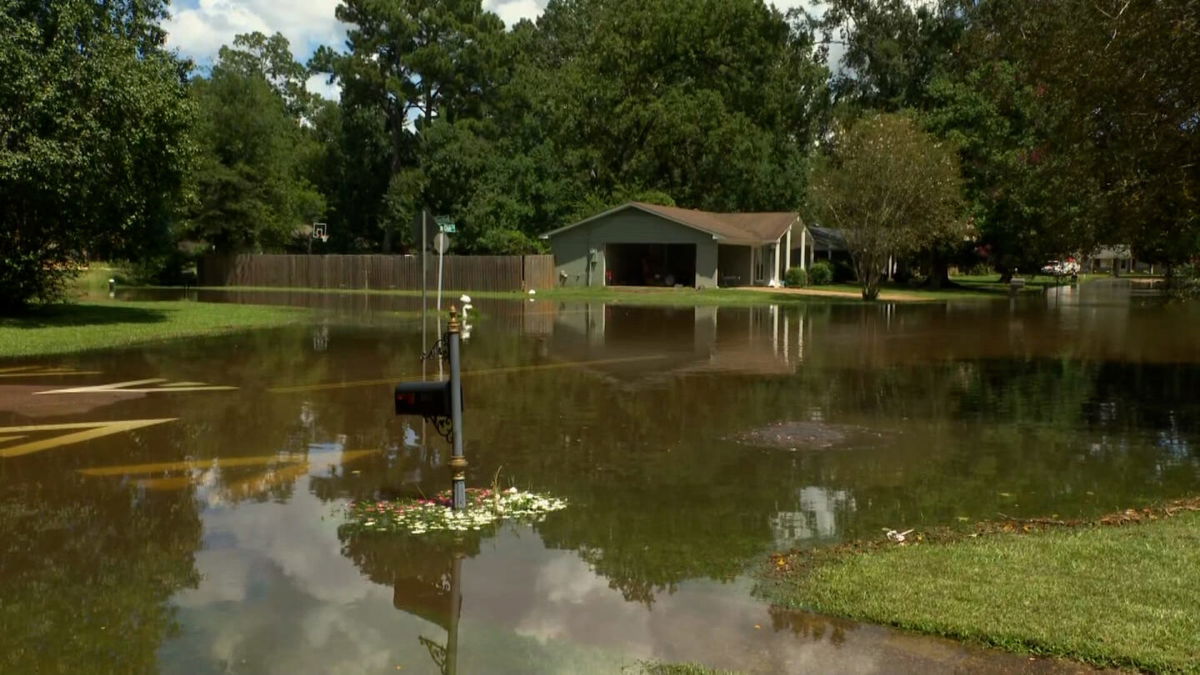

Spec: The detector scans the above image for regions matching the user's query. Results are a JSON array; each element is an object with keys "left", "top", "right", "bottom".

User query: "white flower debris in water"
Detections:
[{"left": 344, "top": 487, "right": 567, "bottom": 535}]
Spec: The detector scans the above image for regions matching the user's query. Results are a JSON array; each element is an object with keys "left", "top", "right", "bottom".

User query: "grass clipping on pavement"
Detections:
[{"left": 762, "top": 501, "right": 1200, "bottom": 673}]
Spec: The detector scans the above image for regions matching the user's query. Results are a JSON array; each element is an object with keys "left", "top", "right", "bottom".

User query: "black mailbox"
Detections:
[{"left": 395, "top": 380, "right": 453, "bottom": 417}]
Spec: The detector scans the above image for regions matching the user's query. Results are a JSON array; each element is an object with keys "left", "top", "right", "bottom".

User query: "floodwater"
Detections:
[{"left": 1, "top": 280, "right": 1196, "bottom": 674}]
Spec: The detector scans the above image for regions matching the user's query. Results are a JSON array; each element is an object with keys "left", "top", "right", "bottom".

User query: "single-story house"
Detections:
[
  {"left": 541, "top": 202, "right": 844, "bottom": 289},
  {"left": 1085, "top": 246, "right": 1159, "bottom": 275}
]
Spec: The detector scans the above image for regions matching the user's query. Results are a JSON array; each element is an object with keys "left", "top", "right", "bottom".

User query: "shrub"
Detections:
[
  {"left": 785, "top": 266, "right": 808, "bottom": 287},
  {"left": 967, "top": 262, "right": 994, "bottom": 277},
  {"left": 1165, "top": 264, "right": 1200, "bottom": 299},
  {"left": 809, "top": 260, "right": 834, "bottom": 285}
]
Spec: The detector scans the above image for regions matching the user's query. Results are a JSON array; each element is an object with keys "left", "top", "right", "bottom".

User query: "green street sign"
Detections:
[{"left": 435, "top": 216, "right": 456, "bottom": 234}]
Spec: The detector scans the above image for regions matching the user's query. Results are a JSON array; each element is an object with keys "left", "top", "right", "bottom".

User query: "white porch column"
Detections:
[
  {"left": 799, "top": 228, "right": 808, "bottom": 271},
  {"left": 772, "top": 240, "right": 781, "bottom": 285},
  {"left": 785, "top": 228, "right": 793, "bottom": 274},
  {"left": 748, "top": 246, "right": 756, "bottom": 285}
]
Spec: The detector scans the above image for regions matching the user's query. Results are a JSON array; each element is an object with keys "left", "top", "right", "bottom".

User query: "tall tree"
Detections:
[
  {"left": 806, "top": 0, "right": 962, "bottom": 112},
  {"left": 312, "top": 0, "right": 506, "bottom": 252},
  {"left": 809, "top": 113, "right": 966, "bottom": 300},
  {"left": 184, "top": 33, "right": 325, "bottom": 253},
  {"left": 932, "top": 0, "right": 1198, "bottom": 273},
  {"left": 0, "top": 0, "right": 192, "bottom": 308},
  {"left": 522, "top": 0, "right": 830, "bottom": 214}
]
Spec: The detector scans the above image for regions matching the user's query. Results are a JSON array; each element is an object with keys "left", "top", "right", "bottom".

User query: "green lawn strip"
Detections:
[
  {"left": 953, "top": 273, "right": 1106, "bottom": 292},
  {"left": 803, "top": 282, "right": 1042, "bottom": 301},
  {"left": 189, "top": 284, "right": 862, "bottom": 306},
  {"left": 764, "top": 512, "right": 1200, "bottom": 673},
  {"left": 0, "top": 301, "right": 308, "bottom": 358},
  {"left": 190, "top": 283, "right": 1040, "bottom": 305}
]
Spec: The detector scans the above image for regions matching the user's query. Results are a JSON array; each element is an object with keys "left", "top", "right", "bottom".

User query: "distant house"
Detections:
[{"left": 541, "top": 202, "right": 843, "bottom": 288}]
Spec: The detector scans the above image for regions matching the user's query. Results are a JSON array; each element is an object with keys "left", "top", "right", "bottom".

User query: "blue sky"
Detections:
[{"left": 164, "top": 0, "right": 813, "bottom": 100}]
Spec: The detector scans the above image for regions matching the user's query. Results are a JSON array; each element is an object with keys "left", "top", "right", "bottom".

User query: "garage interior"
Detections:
[{"left": 604, "top": 243, "right": 697, "bottom": 287}]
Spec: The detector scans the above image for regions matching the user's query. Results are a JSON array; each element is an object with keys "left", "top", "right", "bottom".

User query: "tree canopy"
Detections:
[
  {"left": 810, "top": 113, "right": 965, "bottom": 299},
  {"left": 0, "top": 0, "right": 192, "bottom": 308},
  {"left": 183, "top": 32, "right": 325, "bottom": 253},
  {"left": 2, "top": 0, "right": 1197, "bottom": 306}
]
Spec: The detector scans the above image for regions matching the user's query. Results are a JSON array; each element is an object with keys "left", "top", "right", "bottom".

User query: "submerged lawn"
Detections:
[
  {"left": 764, "top": 511, "right": 1200, "bottom": 673},
  {"left": 0, "top": 301, "right": 306, "bottom": 358}
]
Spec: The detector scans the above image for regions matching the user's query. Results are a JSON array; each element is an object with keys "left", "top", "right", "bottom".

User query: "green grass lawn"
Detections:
[
  {"left": 193, "top": 284, "right": 869, "bottom": 306},
  {"left": 194, "top": 280, "right": 1067, "bottom": 306},
  {"left": 952, "top": 272, "right": 1105, "bottom": 291},
  {"left": 764, "top": 512, "right": 1200, "bottom": 673},
  {"left": 0, "top": 301, "right": 307, "bottom": 358}
]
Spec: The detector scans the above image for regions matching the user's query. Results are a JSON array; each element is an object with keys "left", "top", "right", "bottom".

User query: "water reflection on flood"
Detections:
[{"left": 2, "top": 280, "right": 1195, "bottom": 673}]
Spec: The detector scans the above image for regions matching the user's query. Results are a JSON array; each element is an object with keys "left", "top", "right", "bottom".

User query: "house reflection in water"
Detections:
[
  {"left": 341, "top": 535, "right": 473, "bottom": 675},
  {"left": 543, "top": 303, "right": 811, "bottom": 382}
]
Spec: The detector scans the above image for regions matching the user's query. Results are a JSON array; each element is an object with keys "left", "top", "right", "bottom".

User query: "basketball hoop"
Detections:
[
  {"left": 312, "top": 222, "right": 328, "bottom": 243},
  {"left": 319, "top": 234, "right": 329, "bottom": 243}
]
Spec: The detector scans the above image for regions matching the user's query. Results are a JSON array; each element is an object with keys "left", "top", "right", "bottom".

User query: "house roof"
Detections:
[{"left": 541, "top": 202, "right": 801, "bottom": 245}]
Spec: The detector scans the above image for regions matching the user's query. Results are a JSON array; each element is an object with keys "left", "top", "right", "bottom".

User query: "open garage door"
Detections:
[{"left": 605, "top": 243, "right": 696, "bottom": 287}]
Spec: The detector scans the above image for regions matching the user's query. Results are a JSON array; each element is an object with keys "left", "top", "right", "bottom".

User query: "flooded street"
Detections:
[{"left": 2, "top": 280, "right": 1197, "bottom": 674}]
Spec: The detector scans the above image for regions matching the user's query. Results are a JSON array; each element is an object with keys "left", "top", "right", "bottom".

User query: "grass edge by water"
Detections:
[
  {"left": 758, "top": 499, "right": 1200, "bottom": 674},
  {"left": 181, "top": 274, "right": 1098, "bottom": 306}
]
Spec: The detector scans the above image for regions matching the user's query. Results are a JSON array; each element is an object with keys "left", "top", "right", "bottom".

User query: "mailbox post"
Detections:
[
  {"left": 446, "top": 307, "right": 467, "bottom": 510},
  {"left": 393, "top": 306, "right": 468, "bottom": 510}
]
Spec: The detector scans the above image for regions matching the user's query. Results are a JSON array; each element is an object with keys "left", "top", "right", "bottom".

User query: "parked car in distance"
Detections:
[{"left": 1040, "top": 259, "right": 1081, "bottom": 276}]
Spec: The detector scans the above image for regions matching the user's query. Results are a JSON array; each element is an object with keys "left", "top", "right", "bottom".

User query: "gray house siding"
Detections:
[{"left": 549, "top": 211, "right": 719, "bottom": 288}]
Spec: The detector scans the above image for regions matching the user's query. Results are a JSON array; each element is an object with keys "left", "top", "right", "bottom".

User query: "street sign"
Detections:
[
  {"left": 436, "top": 216, "right": 456, "bottom": 234},
  {"left": 433, "top": 232, "right": 450, "bottom": 255}
]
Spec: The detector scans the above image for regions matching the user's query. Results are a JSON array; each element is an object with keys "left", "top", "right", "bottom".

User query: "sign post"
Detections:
[
  {"left": 422, "top": 211, "right": 429, "bottom": 344},
  {"left": 434, "top": 231, "right": 450, "bottom": 313}
]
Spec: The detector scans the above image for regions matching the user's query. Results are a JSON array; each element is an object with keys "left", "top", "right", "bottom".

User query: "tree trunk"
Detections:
[{"left": 921, "top": 249, "right": 957, "bottom": 289}]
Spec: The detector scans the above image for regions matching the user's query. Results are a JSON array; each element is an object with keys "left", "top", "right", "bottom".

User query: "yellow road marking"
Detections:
[
  {"left": 136, "top": 476, "right": 196, "bottom": 491},
  {"left": 36, "top": 379, "right": 237, "bottom": 394},
  {"left": 223, "top": 463, "right": 314, "bottom": 498},
  {"left": 78, "top": 449, "right": 378, "bottom": 477},
  {"left": 0, "top": 367, "right": 102, "bottom": 378},
  {"left": 0, "top": 436, "right": 24, "bottom": 443},
  {"left": 0, "top": 419, "right": 177, "bottom": 458},
  {"left": 268, "top": 355, "right": 670, "bottom": 394}
]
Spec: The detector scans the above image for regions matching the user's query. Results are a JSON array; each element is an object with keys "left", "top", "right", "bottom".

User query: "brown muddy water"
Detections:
[{"left": 1, "top": 280, "right": 1197, "bottom": 674}]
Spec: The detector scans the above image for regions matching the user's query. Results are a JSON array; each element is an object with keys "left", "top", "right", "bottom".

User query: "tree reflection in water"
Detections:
[{"left": 0, "top": 480, "right": 202, "bottom": 674}]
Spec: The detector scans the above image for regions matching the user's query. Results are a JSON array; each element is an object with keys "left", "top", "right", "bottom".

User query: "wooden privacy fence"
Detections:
[{"left": 200, "top": 254, "right": 556, "bottom": 292}]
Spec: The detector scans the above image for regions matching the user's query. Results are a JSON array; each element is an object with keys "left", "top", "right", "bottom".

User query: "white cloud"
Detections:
[
  {"left": 307, "top": 73, "right": 341, "bottom": 102},
  {"left": 485, "top": 0, "right": 546, "bottom": 27},
  {"left": 162, "top": 0, "right": 831, "bottom": 100},
  {"left": 164, "top": 0, "right": 347, "bottom": 66}
]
